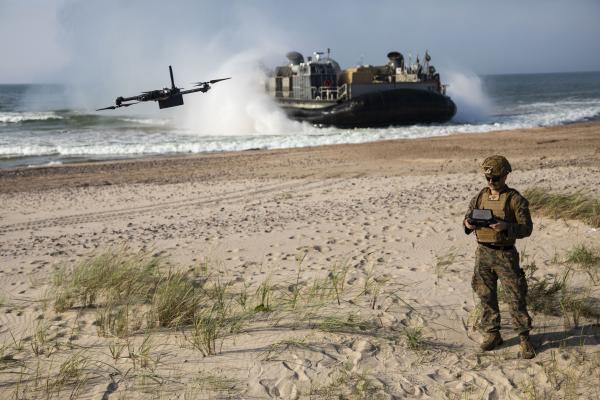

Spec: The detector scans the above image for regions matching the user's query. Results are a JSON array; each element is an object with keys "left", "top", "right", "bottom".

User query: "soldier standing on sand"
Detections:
[{"left": 463, "top": 155, "right": 536, "bottom": 359}]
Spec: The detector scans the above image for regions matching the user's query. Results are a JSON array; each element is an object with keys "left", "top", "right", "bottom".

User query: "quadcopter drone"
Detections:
[{"left": 97, "top": 65, "right": 230, "bottom": 111}]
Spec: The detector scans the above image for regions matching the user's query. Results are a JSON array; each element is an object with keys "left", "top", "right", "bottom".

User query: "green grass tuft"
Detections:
[
  {"left": 403, "top": 326, "right": 425, "bottom": 350},
  {"left": 149, "top": 272, "right": 201, "bottom": 328},
  {"left": 566, "top": 244, "right": 600, "bottom": 282},
  {"left": 318, "top": 314, "right": 373, "bottom": 334},
  {"left": 567, "top": 244, "right": 600, "bottom": 267},
  {"left": 524, "top": 188, "right": 600, "bottom": 227},
  {"left": 53, "top": 248, "right": 162, "bottom": 311},
  {"left": 527, "top": 275, "right": 564, "bottom": 316},
  {"left": 525, "top": 266, "right": 600, "bottom": 328}
]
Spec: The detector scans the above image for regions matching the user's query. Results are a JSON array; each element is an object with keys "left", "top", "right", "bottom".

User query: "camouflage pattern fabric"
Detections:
[
  {"left": 464, "top": 186, "right": 533, "bottom": 240},
  {"left": 481, "top": 155, "right": 512, "bottom": 175},
  {"left": 464, "top": 179, "right": 534, "bottom": 335},
  {"left": 472, "top": 245, "right": 532, "bottom": 334}
]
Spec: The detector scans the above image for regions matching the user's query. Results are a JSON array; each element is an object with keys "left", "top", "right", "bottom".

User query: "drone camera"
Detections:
[{"left": 158, "top": 94, "right": 184, "bottom": 109}]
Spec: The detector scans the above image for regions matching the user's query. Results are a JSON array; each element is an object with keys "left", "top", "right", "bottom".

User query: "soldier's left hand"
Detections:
[{"left": 489, "top": 221, "right": 508, "bottom": 232}]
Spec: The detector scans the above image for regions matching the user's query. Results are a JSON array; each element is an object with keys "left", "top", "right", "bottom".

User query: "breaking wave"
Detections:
[
  {"left": 2, "top": 72, "right": 600, "bottom": 168},
  {"left": 1, "top": 97, "right": 599, "bottom": 163},
  {"left": 0, "top": 111, "right": 174, "bottom": 127},
  {"left": 0, "top": 112, "right": 63, "bottom": 123}
]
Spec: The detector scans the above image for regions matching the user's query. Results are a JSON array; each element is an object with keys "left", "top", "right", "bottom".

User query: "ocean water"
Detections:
[{"left": 1, "top": 72, "right": 599, "bottom": 169}]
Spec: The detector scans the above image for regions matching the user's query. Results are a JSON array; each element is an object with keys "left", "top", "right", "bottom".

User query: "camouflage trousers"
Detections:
[{"left": 471, "top": 245, "right": 532, "bottom": 334}]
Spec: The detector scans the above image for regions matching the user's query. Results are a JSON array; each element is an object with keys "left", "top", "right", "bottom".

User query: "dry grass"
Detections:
[
  {"left": 566, "top": 244, "right": 600, "bottom": 283},
  {"left": 310, "top": 363, "right": 387, "bottom": 400},
  {"left": 184, "top": 280, "right": 248, "bottom": 357},
  {"left": 15, "top": 247, "right": 597, "bottom": 398},
  {"left": 53, "top": 248, "right": 212, "bottom": 334},
  {"left": 434, "top": 247, "right": 458, "bottom": 284},
  {"left": 53, "top": 248, "right": 162, "bottom": 312},
  {"left": 50, "top": 248, "right": 393, "bottom": 363},
  {"left": 523, "top": 245, "right": 600, "bottom": 328},
  {"left": 525, "top": 271, "right": 599, "bottom": 328},
  {"left": 149, "top": 271, "right": 201, "bottom": 327},
  {"left": 527, "top": 275, "right": 565, "bottom": 316},
  {"left": 525, "top": 188, "right": 600, "bottom": 227},
  {"left": 184, "top": 371, "right": 242, "bottom": 398}
]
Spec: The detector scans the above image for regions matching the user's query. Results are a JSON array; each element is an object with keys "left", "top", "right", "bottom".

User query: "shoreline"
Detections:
[{"left": 1, "top": 121, "right": 599, "bottom": 193}]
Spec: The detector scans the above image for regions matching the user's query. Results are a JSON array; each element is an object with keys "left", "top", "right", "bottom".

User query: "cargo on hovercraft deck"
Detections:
[{"left": 266, "top": 50, "right": 456, "bottom": 127}]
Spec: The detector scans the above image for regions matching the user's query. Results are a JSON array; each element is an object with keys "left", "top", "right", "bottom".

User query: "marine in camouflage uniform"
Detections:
[{"left": 463, "top": 155, "right": 536, "bottom": 359}]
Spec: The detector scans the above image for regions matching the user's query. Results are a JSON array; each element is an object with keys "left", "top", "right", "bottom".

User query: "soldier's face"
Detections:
[{"left": 485, "top": 174, "right": 507, "bottom": 191}]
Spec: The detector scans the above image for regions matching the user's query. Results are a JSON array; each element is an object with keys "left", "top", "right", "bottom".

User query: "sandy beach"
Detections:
[{"left": 1, "top": 122, "right": 599, "bottom": 399}]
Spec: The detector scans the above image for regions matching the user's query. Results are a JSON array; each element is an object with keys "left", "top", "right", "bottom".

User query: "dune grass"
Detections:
[
  {"left": 527, "top": 275, "right": 565, "bottom": 316},
  {"left": 53, "top": 248, "right": 163, "bottom": 312},
  {"left": 47, "top": 246, "right": 600, "bottom": 346},
  {"left": 522, "top": 245, "right": 600, "bottom": 328},
  {"left": 50, "top": 248, "right": 396, "bottom": 362},
  {"left": 527, "top": 272, "right": 598, "bottom": 328},
  {"left": 403, "top": 326, "right": 425, "bottom": 350},
  {"left": 53, "top": 248, "right": 212, "bottom": 334},
  {"left": 310, "top": 363, "right": 387, "bottom": 400},
  {"left": 524, "top": 188, "right": 600, "bottom": 227},
  {"left": 149, "top": 271, "right": 200, "bottom": 327},
  {"left": 434, "top": 247, "right": 458, "bottom": 285},
  {"left": 566, "top": 244, "right": 600, "bottom": 283},
  {"left": 52, "top": 249, "right": 248, "bottom": 356},
  {"left": 186, "top": 371, "right": 242, "bottom": 398},
  {"left": 567, "top": 244, "right": 600, "bottom": 267},
  {"left": 3, "top": 245, "right": 597, "bottom": 399}
]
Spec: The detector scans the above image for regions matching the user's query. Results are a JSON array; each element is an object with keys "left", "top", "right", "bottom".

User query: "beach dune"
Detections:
[{"left": 0, "top": 122, "right": 599, "bottom": 399}]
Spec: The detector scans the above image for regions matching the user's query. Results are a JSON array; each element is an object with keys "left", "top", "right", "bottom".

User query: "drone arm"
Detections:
[
  {"left": 180, "top": 86, "right": 211, "bottom": 95},
  {"left": 118, "top": 95, "right": 142, "bottom": 103}
]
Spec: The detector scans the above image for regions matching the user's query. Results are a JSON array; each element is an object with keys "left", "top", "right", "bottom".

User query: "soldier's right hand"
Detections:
[{"left": 464, "top": 219, "right": 476, "bottom": 230}]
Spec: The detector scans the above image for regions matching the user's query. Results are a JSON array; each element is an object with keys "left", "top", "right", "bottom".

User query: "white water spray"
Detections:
[
  {"left": 445, "top": 71, "right": 493, "bottom": 123},
  {"left": 180, "top": 50, "right": 303, "bottom": 136}
]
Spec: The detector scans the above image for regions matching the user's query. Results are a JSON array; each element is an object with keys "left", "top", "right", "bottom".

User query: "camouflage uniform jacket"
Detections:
[{"left": 463, "top": 186, "right": 533, "bottom": 241}]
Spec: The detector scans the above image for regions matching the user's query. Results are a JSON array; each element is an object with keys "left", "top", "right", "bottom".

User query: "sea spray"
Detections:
[
  {"left": 180, "top": 50, "right": 303, "bottom": 136},
  {"left": 445, "top": 71, "right": 493, "bottom": 123}
]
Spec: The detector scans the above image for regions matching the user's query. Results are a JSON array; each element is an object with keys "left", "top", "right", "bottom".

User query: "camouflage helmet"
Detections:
[{"left": 481, "top": 155, "right": 512, "bottom": 176}]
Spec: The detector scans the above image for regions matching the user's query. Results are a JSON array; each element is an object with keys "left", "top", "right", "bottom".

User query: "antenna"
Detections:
[{"left": 169, "top": 65, "right": 176, "bottom": 89}]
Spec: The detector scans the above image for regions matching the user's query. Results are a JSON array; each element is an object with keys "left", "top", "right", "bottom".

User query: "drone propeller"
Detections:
[
  {"left": 96, "top": 102, "right": 140, "bottom": 111},
  {"left": 193, "top": 77, "right": 231, "bottom": 86}
]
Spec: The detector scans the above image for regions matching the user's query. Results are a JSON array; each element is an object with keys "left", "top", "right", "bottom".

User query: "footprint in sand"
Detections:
[
  {"left": 283, "top": 355, "right": 311, "bottom": 382},
  {"left": 259, "top": 366, "right": 301, "bottom": 399},
  {"left": 341, "top": 339, "right": 379, "bottom": 372}
]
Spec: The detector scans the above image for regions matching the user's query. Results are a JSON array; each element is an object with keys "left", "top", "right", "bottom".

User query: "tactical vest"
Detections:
[{"left": 475, "top": 188, "right": 516, "bottom": 245}]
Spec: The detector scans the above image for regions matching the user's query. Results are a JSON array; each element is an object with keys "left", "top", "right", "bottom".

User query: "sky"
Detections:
[{"left": 1, "top": 0, "right": 599, "bottom": 84}]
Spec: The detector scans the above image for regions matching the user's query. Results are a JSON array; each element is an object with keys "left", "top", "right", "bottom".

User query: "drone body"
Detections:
[{"left": 97, "top": 66, "right": 230, "bottom": 111}]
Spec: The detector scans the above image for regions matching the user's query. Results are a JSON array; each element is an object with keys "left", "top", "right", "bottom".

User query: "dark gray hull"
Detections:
[{"left": 281, "top": 88, "right": 457, "bottom": 128}]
